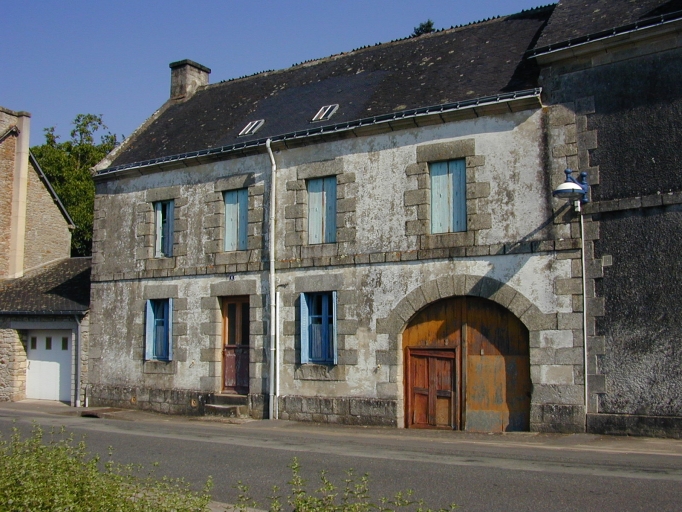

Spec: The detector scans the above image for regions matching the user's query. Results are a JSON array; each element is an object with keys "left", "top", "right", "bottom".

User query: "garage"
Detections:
[{"left": 26, "top": 330, "right": 72, "bottom": 402}]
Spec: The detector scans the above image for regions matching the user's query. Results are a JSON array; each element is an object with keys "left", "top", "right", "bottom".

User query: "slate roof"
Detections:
[
  {"left": 534, "top": 0, "right": 682, "bottom": 49},
  {"left": 106, "top": 6, "right": 553, "bottom": 170},
  {"left": 0, "top": 258, "right": 91, "bottom": 315}
]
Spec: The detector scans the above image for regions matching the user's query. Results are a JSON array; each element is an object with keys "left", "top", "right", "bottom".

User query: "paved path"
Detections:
[{"left": 1, "top": 400, "right": 681, "bottom": 511}]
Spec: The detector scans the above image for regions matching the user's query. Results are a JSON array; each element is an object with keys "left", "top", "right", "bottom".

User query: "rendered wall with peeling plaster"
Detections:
[{"left": 89, "top": 109, "right": 586, "bottom": 430}]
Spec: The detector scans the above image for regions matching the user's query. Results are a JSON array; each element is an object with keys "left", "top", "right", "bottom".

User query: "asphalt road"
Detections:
[{"left": 1, "top": 401, "right": 681, "bottom": 511}]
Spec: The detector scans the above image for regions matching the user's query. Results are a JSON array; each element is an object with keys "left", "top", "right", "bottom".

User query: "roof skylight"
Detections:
[
  {"left": 312, "top": 104, "right": 339, "bottom": 122},
  {"left": 238, "top": 119, "right": 265, "bottom": 136}
]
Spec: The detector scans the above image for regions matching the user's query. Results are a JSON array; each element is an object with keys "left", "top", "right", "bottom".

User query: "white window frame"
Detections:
[
  {"left": 307, "top": 176, "right": 337, "bottom": 244},
  {"left": 145, "top": 298, "right": 173, "bottom": 361},
  {"left": 224, "top": 188, "right": 248, "bottom": 252},
  {"left": 154, "top": 200, "right": 174, "bottom": 257},
  {"left": 430, "top": 159, "right": 467, "bottom": 234},
  {"left": 300, "top": 291, "right": 337, "bottom": 365},
  {"left": 238, "top": 119, "right": 265, "bottom": 137},
  {"left": 312, "top": 104, "right": 339, "bottom": 122}
]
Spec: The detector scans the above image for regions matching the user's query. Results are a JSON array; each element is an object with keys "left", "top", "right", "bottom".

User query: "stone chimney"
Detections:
[
  {"left": 169, "top": 59, "right": 211, "bottom": 100},
  {"left": 0, "top": 107, "right": 31, "bottom": 279}
]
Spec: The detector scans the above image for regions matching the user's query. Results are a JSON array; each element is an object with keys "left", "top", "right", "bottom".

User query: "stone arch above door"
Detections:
[{"left": 376, "top": 274, "right": 558, "bottom": 348}]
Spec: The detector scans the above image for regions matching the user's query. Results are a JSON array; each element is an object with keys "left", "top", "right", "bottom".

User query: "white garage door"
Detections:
[{"left": 26, "top": 330, "right": 72, "bottom": 402}]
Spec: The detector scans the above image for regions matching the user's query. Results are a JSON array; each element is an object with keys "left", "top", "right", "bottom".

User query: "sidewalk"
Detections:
[{"left": 2, "top": 398, "right": 682, "bottom": 458}]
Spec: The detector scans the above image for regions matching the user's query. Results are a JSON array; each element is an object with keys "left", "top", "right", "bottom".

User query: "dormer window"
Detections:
[
  {"left": 238, "top": 119, "right": 264, "bottom": 136},
  {"left": 312, "top": 104, "right": 339, "bottom": 122}
]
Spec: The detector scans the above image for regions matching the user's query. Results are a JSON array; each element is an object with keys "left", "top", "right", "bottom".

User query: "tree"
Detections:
[
  {"left": 31, "top": 114, "right": 119, "bottom": 256},
  {"left": 412, "top": 19, "right": 435, "bottom": 37}
]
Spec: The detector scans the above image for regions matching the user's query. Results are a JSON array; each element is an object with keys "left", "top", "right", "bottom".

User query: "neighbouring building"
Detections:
[
  {"left": 0, "top": 106, "right": 90, "bottom": 406},
  {"left": 88, "top": 0, "right": 682, "bottom": 436}
]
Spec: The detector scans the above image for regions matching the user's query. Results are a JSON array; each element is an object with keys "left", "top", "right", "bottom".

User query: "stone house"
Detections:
[
  {"left": 0, "top": 106, "right": 90, "bottom": 405},
  {"left": 89, "top": 0, "right": 682, "bottom": 435}
]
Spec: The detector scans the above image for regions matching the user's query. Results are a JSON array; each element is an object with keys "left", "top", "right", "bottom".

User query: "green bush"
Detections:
[
  {"left": 0, "top": 424, "right": 211, "bottom": 511},
  {"left": 0, "top": 425, "right": 455, "bottom": 512},
  {"left": 234, "top": 458, "right": 457, "bottom": 512}
]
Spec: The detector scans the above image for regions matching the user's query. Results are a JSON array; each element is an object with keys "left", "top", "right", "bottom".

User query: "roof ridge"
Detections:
[{"left": 204, "top": 5, "right": 553, "bottom": 91}]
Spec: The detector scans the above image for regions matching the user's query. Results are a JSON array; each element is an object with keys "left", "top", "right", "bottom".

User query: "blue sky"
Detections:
[{"left": 3, "top": 0, "right": 548, "bottom": 147}]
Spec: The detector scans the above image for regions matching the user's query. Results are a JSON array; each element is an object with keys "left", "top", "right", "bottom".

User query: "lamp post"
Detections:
[{"left": 553, "top": 168, "right": 590, "bottom": 425}]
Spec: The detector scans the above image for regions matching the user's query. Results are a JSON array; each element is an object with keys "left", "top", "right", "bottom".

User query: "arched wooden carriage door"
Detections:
[{"left": 403, "top": 296, "right": 531, "bottom": 432}]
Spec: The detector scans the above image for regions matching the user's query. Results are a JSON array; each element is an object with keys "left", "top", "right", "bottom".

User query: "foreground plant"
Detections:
[
  {"left": 235, "top": 457, "right": 457, "bottom": 512},
  {"left": 0, "top": 424, "right": 211, "bottom": 512}
]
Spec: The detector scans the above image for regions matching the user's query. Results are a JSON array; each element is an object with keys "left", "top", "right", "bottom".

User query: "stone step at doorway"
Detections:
[{"left": 204, "top": 393, "right": 249, "bottom": 418}]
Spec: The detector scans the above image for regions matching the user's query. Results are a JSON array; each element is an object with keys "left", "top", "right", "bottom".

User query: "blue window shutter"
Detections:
[
  {"left": 145, "top": 300, "right": 154, "bottom": 360},
  {"left": 450, "top": 159, "right": 467, "bottom": 232},
  {"left": 224, "top": 191, "right": 238, "bottom": 251},
  {"left": 308, "top": 179, "right": 323, "bottom": 244},
  {"left": 331, "top": 291, "right": 338, "bottom": 365},
  {"left": 300, "top": 293, "right": 310, "bottom": 364},
  {"left": 323, "top": 176, "right": 337, "bottom": 243},
  {"left": 154, "top": 203, "right": 162, "bottom": 256},
  {"left": 430, "top": 161, "right": 450, "bottom": 233},
  {"left": 237, "top": 188, "right": 248, "bottom": 250},
  {"left": 165, "top": 200, "right": 174, "bottom": 256},
  {"left": 167, "top": 298, "right": 173, "bottom": 361}
]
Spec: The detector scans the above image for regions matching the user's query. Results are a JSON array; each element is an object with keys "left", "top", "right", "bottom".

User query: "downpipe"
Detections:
[
  {"left": 579, "top": 202, "right": 589, "bottom": 427},
  {"left": 266, "top": 139, "right": 279, "bottom": 420},
  {"left": 73, "top": 314, "right": 82, "bottom": 407}
]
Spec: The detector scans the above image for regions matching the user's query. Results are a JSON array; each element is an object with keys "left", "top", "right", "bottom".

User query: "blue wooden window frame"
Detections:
[
  {"left": 430, "top": 159, "right": 466, "bottom": 233},
  {"left": 145, "top": 298, "right": 173, "bottom": 361},
  {"left": 300, "top": 291, "right": 337, "bottom": 365},
  {"left": 307, "top": 176, "right": 337, "bottom": 244},
  {"left": 154, "top": 200, "right": 174, "bottom": 257},
  {"left": 224, "top": 188, "right": 248, "bottom": 252}
]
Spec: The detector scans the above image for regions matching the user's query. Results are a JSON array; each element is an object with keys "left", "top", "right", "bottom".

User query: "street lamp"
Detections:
[
  {"left": 553, "top": 168, "right": 589, "bottom": 211},
  {"left": 552, "top": 167, "right": 589, "bottom": 420}
]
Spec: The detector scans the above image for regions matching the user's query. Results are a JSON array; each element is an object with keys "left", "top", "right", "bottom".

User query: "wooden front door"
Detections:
[
  {"left": 403, "top": 296, "right": 530, "bottom": 432},
  {"left": 221, "top": 297, "right": 250, "bottom": 394},
  {"left": 407, "top": 349, "right": 460, "bottom": 428}
]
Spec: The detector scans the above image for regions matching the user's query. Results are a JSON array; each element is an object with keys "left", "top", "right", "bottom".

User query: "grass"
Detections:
[
  {"left": 0, "top": 424, "right": 456, "bottom": 511},
  {"left": 234, "top": 458, "right": 457, "bottom": 512},
  {"left": 0, "top": 424, "right": 211, "bottom": 511}
]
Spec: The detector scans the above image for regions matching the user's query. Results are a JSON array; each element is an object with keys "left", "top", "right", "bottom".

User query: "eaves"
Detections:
[
  {"left": 0, "top": 310, "right": 89, "bottom": 316},
  {"left": 527, "top": 10, "right": 682, "bottom": 64},
  {"left": 94, "top": 88, "right": 542, "bottom": 181}
]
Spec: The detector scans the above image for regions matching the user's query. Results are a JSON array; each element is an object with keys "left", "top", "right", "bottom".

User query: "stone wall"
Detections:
[
  {"left": 23, "top": 158, "right": 71, "bottom": 269},
  {"left": 0, "top": 323, "right": 26, "bottom": 402},
  {"left": 539, "top": 29, "right": 682, "bottom": 436},
  {"left": 90, "top": 108, "right": 585, "bottom": 431}
]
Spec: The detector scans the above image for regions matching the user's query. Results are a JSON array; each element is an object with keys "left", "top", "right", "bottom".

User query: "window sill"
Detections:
[
  {"left": 294, "top": 363, "right": 344, "bottom": 381},
  {"left": 143, "top": 360, "right": 177, "bottom": 374}
]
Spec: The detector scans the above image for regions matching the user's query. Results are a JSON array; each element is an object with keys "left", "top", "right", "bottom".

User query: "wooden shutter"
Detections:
[
  {"left": 154, "top": 203, "right": 163, "bottom": 256},
  {"left": 145, "top": 300, "right": 154, "bottom": 360},
  {"left": 237, "top": 188, "right": 248, "bottom": 250},
  {"left": 450, "top": 159, "right": 467, "bottom": 232},
  {"left": 308, "top": 179, "right": 324, "bottom": 244},
  {"left": 323, "top": 176, "right": 337, "bottom": 243},
  {"left": 165, "top": 201, "right": 174, "bottom": 256},
  {"left": 167, "top": 298, "right": 174, "bottom": 361},
  {"left": 331, "top": 290, "right": 338, "bottom": 365},
  {"left": 430, "top": 161, "right": 451, "bottom": 233},
  {"left": 300, "top": 292, "right": 310, "bottom": 363},
  {"left": 224, "top": 191, "right": 239, "bottom": 251}
]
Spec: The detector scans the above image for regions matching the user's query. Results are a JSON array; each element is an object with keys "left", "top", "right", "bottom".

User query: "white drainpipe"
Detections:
[
  {"left": 266, "top": 139, "right": 279, "bottom": 419},
  {"left": 73, "top": 314, "right": 82, "bottom": 407},
  {"left": 579, "top": 204, "right": 589, "bottom": 423}
]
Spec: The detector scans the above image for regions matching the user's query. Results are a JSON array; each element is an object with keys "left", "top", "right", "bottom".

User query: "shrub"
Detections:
[
  {"left": 0, "top": 425, "right": 455, "bottom": 512},
  {"left": 0, "top": 424, "right": 212, "bottom": 511},
  {"left": 234, "top": 457, "right": 457, "bottom": 512}
]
